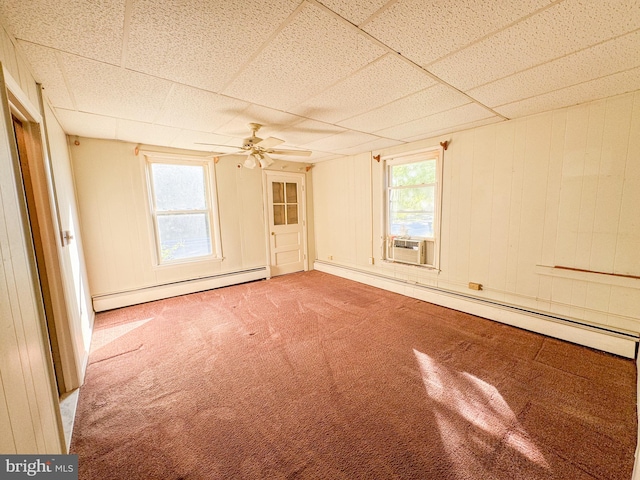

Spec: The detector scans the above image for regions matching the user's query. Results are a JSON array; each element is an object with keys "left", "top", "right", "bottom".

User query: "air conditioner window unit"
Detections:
[{"left": 390, "top": 238, "right": 426, "bottom": 265}]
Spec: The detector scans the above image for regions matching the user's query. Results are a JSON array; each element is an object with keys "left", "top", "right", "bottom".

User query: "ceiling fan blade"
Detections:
[
  {"left": 268, "top": 149, "right": 312, "bottom": 157},
  {"left": 255, "top": 137, "right": 285, "bottom": 149},
  {"left": 194, "top": 142, "right": 238, "bottom": 147}
]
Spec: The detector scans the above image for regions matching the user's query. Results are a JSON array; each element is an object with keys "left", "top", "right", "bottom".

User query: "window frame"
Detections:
[
  {"left": 383, "top": 147, "right": 443, "bottom": 269},
  {"left": 142, "top": 151, "right": 222, "bottom": 266}
]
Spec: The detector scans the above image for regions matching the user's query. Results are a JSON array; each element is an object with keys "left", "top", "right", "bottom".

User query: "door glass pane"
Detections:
[
  {"left": 287, "top": 205, "right": 298, "bottom": 225},
  {"left": 272, "top": 182, "right": 284, "bottom": 204},
  {"left": 157, "top": 213, "right": 211, "bottom": 261},
  {"left": 286, "top": 183, "right": 297, "bottom": 203},
  {"left": 273, "top": 205, "right": 285, "bottom": 225},
  {"left": 151, "top": 163, "right": 207, "bottom": 211}
]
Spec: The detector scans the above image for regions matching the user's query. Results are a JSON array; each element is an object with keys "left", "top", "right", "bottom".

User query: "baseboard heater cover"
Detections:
[
  {"left": 92, "top": 267, "right": 268, "bottom": 312},
  {"left": 314, "top": 261, "right": 638, "bottom": 359}
]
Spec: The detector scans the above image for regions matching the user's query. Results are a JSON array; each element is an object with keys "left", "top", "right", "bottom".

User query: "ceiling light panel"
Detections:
[
  {"left": 315, "top": 0, "right": 392, "bottom": 25},
  {"left": 154, "top": 85, "right": 250, "bottom": 132},
  {"left": 0, "top": 0, "right": 125, "bottom": 65},
  {"left": 17, "top": 41, "right": 75, "bottom": 109},
  {"left": 125, "top": 0, "right": 300, "bottom": 92},
  {"left": 290, "top": 53, "right": 436, "bottom": 123},
  {"left": 495, "top": 67, "right": 640, "bottom": 119},
  {"left": 362, "top": 0, "right": 552, "bottom": 67},
  {"left": 468, "top": 30, "right": 640, "bottom": 108},
  {"left": 222, "top": 2, "right": 386, "bottom": 110},
  {"left": 338, "top": 84, "right": 470, "bottom": 133},
  {"left": 429, "top": 0, "right": 640, "bottom": 91},
  {"left": 61, "top": 54, "right": 173, "bottom": 123}
]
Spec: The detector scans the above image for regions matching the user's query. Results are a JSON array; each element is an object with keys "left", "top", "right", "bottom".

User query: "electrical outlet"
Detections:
[
  {"left": 468, "top": 282, "right": 483, "bottom": 291},
  {"left": 368, "top": 257, "right": 374, "bottom": 265},
  {"left": 328, "top": 255, "right": 333, "bottom": 260}
]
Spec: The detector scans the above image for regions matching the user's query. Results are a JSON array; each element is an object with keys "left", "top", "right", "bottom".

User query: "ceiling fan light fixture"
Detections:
[
  {"left": 259, "top": 154, "right": 274, "bottom": 168},
  {"left": 243, "top": 154, "right": 257, "bottom": 169}
]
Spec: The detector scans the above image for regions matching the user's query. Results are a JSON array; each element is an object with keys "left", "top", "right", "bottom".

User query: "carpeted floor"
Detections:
[{"left": 71, "top": 271, "right": 637, "bottom": 479}]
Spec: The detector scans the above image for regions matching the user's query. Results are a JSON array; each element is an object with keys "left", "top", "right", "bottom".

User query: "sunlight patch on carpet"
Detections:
[
  {"left": 91, "top": 318, "right": 154, "bottom": 351},
  {"left": 414, "top": 349, "right": 550, "bottom": 472}
]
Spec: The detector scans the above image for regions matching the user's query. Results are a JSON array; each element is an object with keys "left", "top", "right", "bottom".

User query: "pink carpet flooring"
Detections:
[{"left": 71, "top": 271, "right": 637, "bottom": 479}]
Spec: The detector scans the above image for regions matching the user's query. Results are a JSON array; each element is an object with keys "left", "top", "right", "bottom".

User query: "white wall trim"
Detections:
[
  {"left": 314, "top": 261, "right": 638, "bottom": 359},
  {"left": 92, "top": 267, "right": 268, "bottom": 312}
]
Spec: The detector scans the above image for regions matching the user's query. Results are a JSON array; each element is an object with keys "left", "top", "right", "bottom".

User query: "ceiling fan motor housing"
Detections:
[{"left": 243, "top": 135, "right": 263, "bottom": 149}]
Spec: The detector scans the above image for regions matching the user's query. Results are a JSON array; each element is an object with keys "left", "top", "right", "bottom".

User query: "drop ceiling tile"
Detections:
[
  {"left": 0, "top": 0, "right": 125, "bottom": 65},
  {"left": 54, "top": 109, "right": 117, "bottom": 139},
  {"left": 429, "top": 0, "right": 640, "bottom": 91},
  {"left": 170, "top": 130, "right": 239, "bottom": 153},
  {"left": 405, "top": 116, "right": 504, "bottom": 143},
  {"left": 278, "top": 119, "right": 347, "bottom": 146},
  {"left": 17, "top": 41, "right": 75, "bottom": 109},
  {"left": 468, "top": 30, "right": 640, "bottom": 108},
  {"left": 495, "top": 67, "right": 640, "bottom": 118},
  {"left": 214, "top": 105, "right": 305, "bottom": 137},
  {"left": 335, "top": 137, "right": 404, "bottom": 155},
  {"left": 299, "top": 130, "right": 385, "bottom": 152},
  {"left": 290, "top": 53, "right": 436, "bottom": 123},
  {"left": 60, "top": 54, "right": 173, "bottom": 123},
  {"left": 362, "top": 0, "right": 552, "bottom": 66},
  {"left": 125, "top": 0, "right": 300, "bottom": 92},
  {"left": 375, "top": 103, "right": 497, "bottom": 140},
  {"left": 154, "top": 85, "right": 250, "bottom": 132},
  {"left": 315, "top": 0, "right": 391, "bottom": 25},
  {"left": 115, "top": 119, "right": 182, "bottom": 146},
  {"left": 339, "top": 84, "right": 470, "bottom": 133},
  {"left": 222, "top": 2, "right": 386, "bottom": 110}
]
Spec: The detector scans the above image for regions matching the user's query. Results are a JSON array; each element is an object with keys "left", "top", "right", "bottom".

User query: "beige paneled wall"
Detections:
[
  {"left": 0, "top": 26, "right": 64, "bottom": 453},
  {"left": 70, "top": 138, "right": 292, "bottom": 300},
  {"left": 313, "top": 90, "right": 640, "bottom": 335}
]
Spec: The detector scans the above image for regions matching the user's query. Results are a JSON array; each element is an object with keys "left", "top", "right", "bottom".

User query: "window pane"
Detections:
[
  {"left": 157, "top": 213, "right": 211, "bottom": 261},
  {"left": 390, "top": 160, "right": 436, "bottom": 187},
  {"left": 286, "top": 183, "right": 297, "bottom": 204},
  {"left": 152, "top": 163, "right": 206, "bottom": 211},
  {"left": 287, "top": 205, "right": 298, "bottom": 224},
  {"left": 272, "top": 182, "right": 284, "bottom": 204},
  {"left": 273, "top": 205, "right": 285, "bottom": 225},
  {"left": 389, "top": 186, "right": 434, "bottom": 237}
]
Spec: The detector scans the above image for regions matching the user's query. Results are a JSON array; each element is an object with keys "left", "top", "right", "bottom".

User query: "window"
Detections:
[
  {"left": 272, "top": 181, "right": 299, "bottom": 225},
  {"left": 385, "top": 148, "right": 442, "bottom": 267},
  {"left": 144, "top": 153, "right": 221, "bottom": 265}
]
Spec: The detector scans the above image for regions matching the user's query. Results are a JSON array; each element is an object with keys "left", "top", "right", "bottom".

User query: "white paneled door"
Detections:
[{"left": 265, "top": 172, "right": 307, "bottom": 276}]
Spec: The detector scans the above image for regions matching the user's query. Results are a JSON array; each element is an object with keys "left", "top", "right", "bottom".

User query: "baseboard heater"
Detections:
[
  {"left": 313, "top": 261, "right": 638, "bottom": 358},
  {"left": 92, "top": 267, "right": 268, "bottom": 312}
]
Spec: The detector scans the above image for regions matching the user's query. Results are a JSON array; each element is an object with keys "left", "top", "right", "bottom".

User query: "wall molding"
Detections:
[
  {"left": 314, "top": 261, "right": 638, "bottom": 358},
  {"left": 92, "top": 267, "right": 268, "bottom": 312}
]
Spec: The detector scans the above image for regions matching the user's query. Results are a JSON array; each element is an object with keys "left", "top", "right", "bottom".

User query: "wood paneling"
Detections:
[{"left": 313, "top": 90, "right": 640, "bottom": 335}]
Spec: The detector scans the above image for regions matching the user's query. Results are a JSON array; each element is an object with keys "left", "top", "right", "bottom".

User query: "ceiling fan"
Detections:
[{"left": 197, "top": 123, "right": 312, "bottom": 169}]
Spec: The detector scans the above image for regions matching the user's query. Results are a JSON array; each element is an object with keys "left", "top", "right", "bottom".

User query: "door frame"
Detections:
[
  {"left": 262, "top": 170, "right": 308, "bottom": 277},
  {"left": 5, "top": 71, "right": 81, "bottom": 393}
]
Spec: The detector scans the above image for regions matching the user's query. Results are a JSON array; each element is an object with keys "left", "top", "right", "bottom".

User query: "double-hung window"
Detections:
[
  {"left": 144, "top": 153, "right": 221, "bottom": 265},
  {"left": 385, "top": 148, "right": 442, "bottom": 268}
]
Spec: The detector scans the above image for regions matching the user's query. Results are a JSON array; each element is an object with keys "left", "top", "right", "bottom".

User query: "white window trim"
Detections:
[
  {"left": 141, "top": 151, "right": 223, "bottom": 266},
  {"left": 382, "top": 146, "right": 444, "bottom": 270}
]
